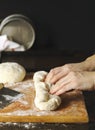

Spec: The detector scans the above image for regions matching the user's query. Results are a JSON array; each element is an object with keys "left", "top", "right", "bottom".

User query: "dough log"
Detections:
[{"left": 33, "top": 71, "right": 61, "bottom": 111}]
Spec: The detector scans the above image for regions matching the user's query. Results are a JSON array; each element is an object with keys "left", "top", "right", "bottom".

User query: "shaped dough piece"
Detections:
[
  {"left": 34, "top": 82, "right": 50, "bottom": 102},
  {"left": 33, "top": 71, "right": 61, "bottom": 111},
  {"left": 35, "top": 94, "right": 61, "bottom": 111},
  {"left": 0, "top": 62, "right": 26, "bottom": 83}
]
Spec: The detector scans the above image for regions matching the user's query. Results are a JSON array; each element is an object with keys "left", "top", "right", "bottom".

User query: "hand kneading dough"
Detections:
[
  {"left": 0, "top": 62, "right": 26, "bottom": 83},
  {"left": 33, "top": 71, "right": 61, "bottom": 111}
]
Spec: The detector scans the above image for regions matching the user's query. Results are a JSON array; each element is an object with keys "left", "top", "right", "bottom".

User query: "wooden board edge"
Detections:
[{"left": 0, "top": 115, "right": 89, "bottom": 123}]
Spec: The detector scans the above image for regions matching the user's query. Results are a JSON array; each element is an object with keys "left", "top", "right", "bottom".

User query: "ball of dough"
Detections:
[{"left": 0, "top": 62, "right": 26, "bottom": 83}]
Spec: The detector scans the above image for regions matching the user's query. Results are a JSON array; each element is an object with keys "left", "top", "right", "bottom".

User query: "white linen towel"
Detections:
[{"left": 0, "top": 35, "right": 25, "bottom": 51}]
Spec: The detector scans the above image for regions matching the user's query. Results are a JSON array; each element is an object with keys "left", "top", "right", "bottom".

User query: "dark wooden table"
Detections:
[{"left": 0, "top": 49, "right": 95, "bottom": 130}]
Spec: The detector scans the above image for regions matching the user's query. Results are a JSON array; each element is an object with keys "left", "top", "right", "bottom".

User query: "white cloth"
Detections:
[{"left": 0, "top": 35, "right": 25, "bottom": 51}]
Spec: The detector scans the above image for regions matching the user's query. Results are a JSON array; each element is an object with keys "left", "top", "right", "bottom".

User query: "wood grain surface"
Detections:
[{"left": 0, "top": 73, "right": 89, "bottom": 123}]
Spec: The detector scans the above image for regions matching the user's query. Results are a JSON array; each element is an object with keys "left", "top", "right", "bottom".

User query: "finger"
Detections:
[
  {"left": 50, "top": 66, "right": 73, "bottom": 83},
  {"left": 46, "top": 66, "right": 69, "bottom": 84},
  {"left": 45, "top": 72, "right": 53, "bottom": 82},
  {"left": 50, "top": 84, "right": 60, "bottom": 94},
  {"left": 55, "top": 72, "right": 73, "bottom": 87},
  {"left": 51, "top": 77, "right": 77, "bottom": 95},
  {"left": 50, "top": 74, "right": 71, "bottom": 94},
  {"left": 50, "top": 79, "right": 71, "bottom": 94},
  {"left": 54, "top": 82, "right": 75, "bottom": 95},
  {"left": 46, "top": 67, "right": 62, "bottom": 82}
]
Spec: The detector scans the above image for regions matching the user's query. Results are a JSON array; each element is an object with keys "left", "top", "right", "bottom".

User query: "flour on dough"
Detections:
[
  {"left": 0, "top": 62, "right": 26, "bottom": 83},
  {"left": 33, "top": 71, "right": 61, "bottom": 111}
]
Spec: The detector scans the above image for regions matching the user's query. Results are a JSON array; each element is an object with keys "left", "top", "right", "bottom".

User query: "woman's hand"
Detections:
[
  {"left": 46, "top": 62, "right": 87, "bottom": 84},
  {"left": 49, "top": 71, "right": 95, "bottom": 95},
  {"left": 46, "top": 63, "right": 95, "bottom": 95}
]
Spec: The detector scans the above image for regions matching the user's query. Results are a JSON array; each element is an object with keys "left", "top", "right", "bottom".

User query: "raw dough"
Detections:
[
  {"left": 33, "top": 71, "right": 61, "bottom": 111},
  {"left": 0, "top": 62, "right": 26, "bottom": 83},
  {"left": 33, "top": 71, "right": 48, "bottom": 82}
]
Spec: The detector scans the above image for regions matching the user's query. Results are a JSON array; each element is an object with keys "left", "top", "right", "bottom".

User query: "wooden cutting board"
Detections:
[{"left": 0, "top": 73, "right": 89, "bottom": 123}]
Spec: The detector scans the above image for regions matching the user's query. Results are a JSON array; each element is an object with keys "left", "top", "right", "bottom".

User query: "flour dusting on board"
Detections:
[
  {"left": 0, "top": 73, "right": 89, "bottom": 123},
  {"left": 5, "top": 78, "right": 34, "bottom": 92},
  {"left": 0, "top": 75, "right": 60, "bottom": 116},
  {"left": 2, "top": 94, "right": 23, "bottom": 102}
]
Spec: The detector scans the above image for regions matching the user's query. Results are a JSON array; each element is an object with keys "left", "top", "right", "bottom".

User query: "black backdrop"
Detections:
[{"left": 0, "top": 0, "right": 94, "bottom": 52}]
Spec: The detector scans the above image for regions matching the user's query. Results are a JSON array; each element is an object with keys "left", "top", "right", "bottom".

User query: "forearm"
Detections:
[{"left": 83, "top": 54, "right": 95, "bottom": 71}]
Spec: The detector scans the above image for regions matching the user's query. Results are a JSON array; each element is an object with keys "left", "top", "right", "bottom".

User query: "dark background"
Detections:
[
  {"left": 0, "top": 2, "right": 95, "bottom": 130},
  {"left": 0, "top": 0, "right": 94, "bottom": 53}
]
